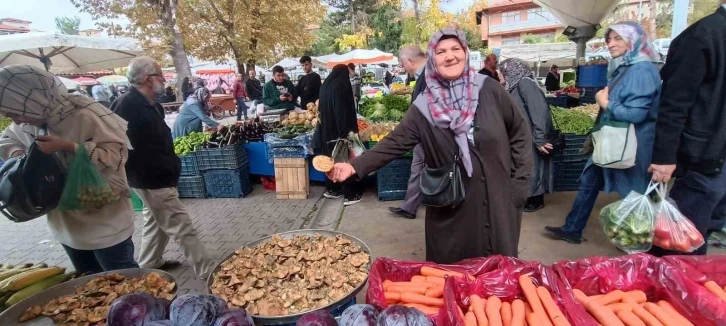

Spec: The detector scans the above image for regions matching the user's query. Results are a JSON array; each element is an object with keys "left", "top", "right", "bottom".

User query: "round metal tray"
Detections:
[
  {"left": 0, "top": 268, "right": 177, "bottom": 326},
  {"left": 206, "top": 229, "right": 372, "bottom": 325}
]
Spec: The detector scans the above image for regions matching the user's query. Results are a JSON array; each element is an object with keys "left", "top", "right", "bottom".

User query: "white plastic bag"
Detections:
[
  {"left": 599, "top": 182, "right": 658, "bottom": 253},
  {"left": 592, "top": 112, "right": 637, "bottom": 169},
  {"left": 652, "top": 183, "right": 705, "bottom": 252}
]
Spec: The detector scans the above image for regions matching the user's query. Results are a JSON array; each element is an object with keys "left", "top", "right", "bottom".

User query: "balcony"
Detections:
[{"left": 489, "top": 19, "right": 562, "bottom": 35}]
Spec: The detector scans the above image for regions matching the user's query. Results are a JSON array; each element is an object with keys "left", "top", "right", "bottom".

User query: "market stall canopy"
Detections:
[
  {"left": 273, "top": 58, "right": 301, "bottom": 69},
  {"left": 499, "top": 43, "right": 577, "bottom": 67},
  {"left": 535, "top": 0, "right": 620, "bottom": 29},
  {"left": 96, "top": 75, "right": 129, "bottom": 86},
  {"left": 57, "top": 76, "right": 80, "bottom": 89},
  {"left": 0, "top": 32, "right": 143, "bottom": 73},
  {"left": 190, "top": 60, "right": 266, "bottom": 75},
  {"left": 325, "top": 49, "right": 395, "bottom": 68},
  {"left": 72, "top": 76, "right": 100, "bottom": 86}
]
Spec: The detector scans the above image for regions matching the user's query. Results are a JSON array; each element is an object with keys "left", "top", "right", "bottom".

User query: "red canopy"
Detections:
[
  {"left": 72, "top": 77, "right": 99, "bottom": 86},
  {"left": 196, "top": 69, "right": 235, "bottom": 75}
]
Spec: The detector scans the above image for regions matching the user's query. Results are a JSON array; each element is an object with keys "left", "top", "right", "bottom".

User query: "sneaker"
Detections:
[
  {"left": 344, "top": 195, "right": 362, "bottom": 206},
  {"left": 388, "top": 207, "right": 416, "bottom": 219},
  {"left": 543, "top": 226, "right": 583, "bottom": 244},
  {"left": 324, "top": 190, "right": 343, "bottom": 199}
]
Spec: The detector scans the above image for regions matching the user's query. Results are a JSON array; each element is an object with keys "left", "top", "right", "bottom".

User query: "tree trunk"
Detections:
[
  {"left": 412, "top": 0, "right": 421, "bottom": 43},
  {"left": 649, "top": 0, "right": 657, "bottom": 38},
  {"left": 160, "top": 0, "right": 192, "bottom": 100}
]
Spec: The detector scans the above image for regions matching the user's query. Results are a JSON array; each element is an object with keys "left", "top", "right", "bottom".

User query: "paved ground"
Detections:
[{"left": 0, "top": 184, "right": 325, "bottom": 295}]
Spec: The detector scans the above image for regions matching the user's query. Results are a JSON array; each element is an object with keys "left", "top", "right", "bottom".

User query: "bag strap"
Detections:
[{"left": 593, "top": 65, "right": 633, "bottom": 126}]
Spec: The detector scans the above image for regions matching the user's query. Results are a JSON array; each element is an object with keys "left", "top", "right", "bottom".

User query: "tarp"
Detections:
[
  {"left": 96, "top": 75, "right": 129, "bottom": 86},
  {"left": 72, "top": 76, "right": 100, "bottom": 86},
  {"left": 326, "top": 49, "right": 395, "bottom": 68},
  {"left": 535, "top": 0, "right": 620, "bottom": 28}
]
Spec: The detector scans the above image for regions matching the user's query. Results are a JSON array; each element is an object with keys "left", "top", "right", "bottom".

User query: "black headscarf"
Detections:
[{"left": 317, "top": 64, "right": 357, "bottom": 152}]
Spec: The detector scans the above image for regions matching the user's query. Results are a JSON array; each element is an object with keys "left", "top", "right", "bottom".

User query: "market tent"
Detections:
[
  {"left": 73, "top": 76, "right": 100, "bottom": 86},
  {"left": 190, "top": 60, "right": 266, "bottom": 75},
  {"left": 0, "top": 32, "right": 143, "bottom": 73},
  {"left": 96, "top": 75, "right": 129, "bottom": 86},
  {"left": 57, "top": 76, "right": 80, "bottom": 89},
  {"left": 499, "top": 43, "right": 577, "bottom": 68},
  {"left": 325, "top": 49, "right": 395, "bottom": 68},
  {"left": 273, "top": 58, "right": 301, "bottom": 69}
]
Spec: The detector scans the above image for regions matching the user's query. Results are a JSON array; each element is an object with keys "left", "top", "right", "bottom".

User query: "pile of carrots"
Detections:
[
  {"left": 357, "top": 119, "right": 369, "bottom": 131},
  {"left": 459, "top": 275, "right": 571, "bottom": 326},
  {"left": 703, "top": 280, "right": 726, "bottom": 303},
  {"left": 573, "top": 288, "right": 694, "bottom": 326},
  {"left": 383, "top": 266, "right": 473, "bottom": 315}
]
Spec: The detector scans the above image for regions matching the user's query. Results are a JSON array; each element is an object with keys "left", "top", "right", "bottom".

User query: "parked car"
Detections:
[{"left": 653, "top": 38, "right": 671, "bottom": 57}]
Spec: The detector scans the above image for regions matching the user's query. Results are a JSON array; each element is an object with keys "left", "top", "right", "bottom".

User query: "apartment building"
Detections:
[
  {"left": 475, "top": 0, "right": 564, "bottom": 48},
  {"left": 0, "top": 18, "right": 31, "bottom": 35}
]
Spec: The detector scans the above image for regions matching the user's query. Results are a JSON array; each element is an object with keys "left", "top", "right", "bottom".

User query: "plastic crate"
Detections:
[
  {"left": 195, "top": 142, "right": 248, "bottom": 171},
  {"left": 178, "top": 175, "right": 207, "bottom": 198},
  {"left": 267, "top": 146, "right": 307, "bottom": 160},
  {"left": 179, "top": 153, "right": 200, "bottom": 176},
  {"left": 203, "top": 164, "right": 253, "bottom": 198},
  {"left": 264, "top": 132, "right": 312, "bottom": 148},
  {"left": 131, "top": 190, "right": 144, "bottom": 212},
  {"left": 546, "top": 95, "right": 568, "bottom": 108},
  {"left": 579, "top": 87, "right": 605, "bottom": 105},
  {"left": 577, "top": 64, "right": 608, "bottom": 88},
  {"left": 377, "top": 158, "right": 412, "bottom": 201},
  {"left": 554, "top": 159, "right": 587, "bottom": 192}
]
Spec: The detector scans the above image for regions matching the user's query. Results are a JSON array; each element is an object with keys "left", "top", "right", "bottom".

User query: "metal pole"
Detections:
[{"left": 671, "top": 0, "right": 690, "bottom": 38}]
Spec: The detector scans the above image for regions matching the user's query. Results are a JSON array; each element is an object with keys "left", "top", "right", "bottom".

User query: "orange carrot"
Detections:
[
  {"left": 536, "top": 286, "right": 571, "bottom": 326},
  {"left": 388, "top": 281, "right": 433, "bottom": 288},
  {"left": 485, "top": 296, "right": 503, "bottom": 326},
  {"left": 631, "top": 305, "right": 664, "bottom": 326},
  {"left": 643, "top": 302, "right": 679, "bottom": 326},
  {"left": 420, "top": 266, "right": 475, "bottom": 280},
  {"left": 426, "top": 276, "right": 446, "bottom": 285},
  {"left": 584, "top": 301, "right": 625, "bottom": 326},
  {"left": 704, "top": 281, "right": 726, "bottom": 301},
  {"left": 616, "top": 310, "right": 646, "bottom": 326},
  {"left": 465, "top": 311, "right": 478, "bottom": 326},
  {"left": 425, "top": 285, "right": 444, "bottom": 298},
  {"left": 470, "top": 295, "right": 489, "bottom": 326},
  {"left": 386, "top": 299, "right": 398, "bottom": 305},
  {"left": 388, "top": 284, "right": 427, "bottom": 294},
  {"left": 384, "top": 292, "right": 401, "bottom": 301},
  {"left": 403, "top": 303, "right": 439, "bottom": 315},
  {"left": 383, "top": 280, "right": 393, "bottom": 290},
  {"left": 411, "top": 275, "right": 427, "bottom": 283},
  {"left": 518, "top": 275, "right": 553, "bottom": 326},
  {"left": 511, "top": 299, "right": 526, "bottom": 326},
  {"left": 572, "top": 289, "right": 590, "bottom": 304},
  {"left": 595, "top": 290, "right": 626, "bottom": 306},
  {"left": 400, "top": 292, "right": 445, "bottom": 307},
  {"left": 607, "top": 302, "right": 634, "bottom": 313},
  {"left": 501, "top": 302, "right": 513, "bottom": 326},
  {"left": 622, "top": 290, "right": 647, "bottom": 304},
  {"left": 525, "top": 302, "right": 533, "bottom": 315},
  {"left": 655, "top": 301, "right": 693, "bottom": 326},
  {"left": 526, "top": 312, "right": 543, "bottom": 326}
]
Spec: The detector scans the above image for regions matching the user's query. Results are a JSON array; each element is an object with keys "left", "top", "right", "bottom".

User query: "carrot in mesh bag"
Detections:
[
  {"left": 651, "top": 183, "right": 705, "bottom": 253},
  {"left": 598, "top": 181, "right": 659, "bottom": 254},
  {"left": 58, "top": 144, "right": 119, "bottom": 211}
]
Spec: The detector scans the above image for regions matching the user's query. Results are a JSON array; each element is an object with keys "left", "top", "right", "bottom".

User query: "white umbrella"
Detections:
[
  {"left": 325, "top": 49, "right": 395, "bottom": 68},
  {"left": 0, "top": 32, "right": 143, "bottom": 73},
  {"left": 97, "top": 75, "right": 129, "bottom": 86},
  {"left": 272, "top": 58, "right": 301, "bottom": 69}
]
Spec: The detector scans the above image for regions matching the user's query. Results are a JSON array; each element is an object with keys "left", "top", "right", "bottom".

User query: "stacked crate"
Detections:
[
  {"left": 553, "top": 134, "right": 589, "bottom": 192},
  {"left": 377, "top": 158, "right": 413, "bottom": 201},
  {"left": 196, "top": 143, "right": 252, "bottom": 198},
  {"left": 177, "top": 153, "right": 207, "bottom": 198}
]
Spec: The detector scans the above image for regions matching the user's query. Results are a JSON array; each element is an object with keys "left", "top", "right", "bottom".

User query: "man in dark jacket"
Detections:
[
  {"left": 389, "top": 45, "right": 428, "bottom": 220},
  {"left": 246, "top": 70, "right": 263, "bottom": 110},
  {"left": 478, "top": 54, "right": 500, "bottom": 82},
  {"left": 295, "top": 56, "right": 321, "bottom": 110},
  {"left": 113, "top": 56, "right": 215, "bottom": 277},
  {"left": 649, "top": 3, "right": 726, "bottom": 255}
]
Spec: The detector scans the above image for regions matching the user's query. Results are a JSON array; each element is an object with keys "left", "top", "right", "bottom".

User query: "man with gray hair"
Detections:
[
  {"left": 388, "top": 45, "right": 428, "bottom": 220},
  {"left": 112, "top": 56, "right": 215, "bottom": 278}
]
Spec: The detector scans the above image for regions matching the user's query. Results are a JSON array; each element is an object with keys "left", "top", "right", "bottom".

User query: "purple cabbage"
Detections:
[
  {"left": 170, "top": 294, "right": 226, "bottom": 326},
  {"left": 295, "top": 309, "right": 337, "bottom": 326},
  {"left": 340, "top": 304, "right": 378, "bottom": 326},
  {"left": 213, "top": 309, "right": 254, "bottom": 326},
  {"left": 378, "top": 305, "right": 432, "bottom": 326},
  {"left": 107, "top": 293, "right": 157, "bottom": 326}
]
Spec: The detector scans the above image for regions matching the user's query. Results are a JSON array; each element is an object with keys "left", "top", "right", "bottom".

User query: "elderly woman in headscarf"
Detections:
[
  {"left": 545, "top": 21, "right": 662, "bottom": 244},
  {"left": 172, "top": 87, "right": 220, "bottom": 139},
  {"left": 0, "top": 65, "right": 138, "bottom": 274},
  {"left": 317, "top": 64, "right": 362, "bottom": 206},
  {"left": 327, "top": 28, "right": 533, "bottom": 263},
  {"left": 500, "top": 58, "right": 554, "bottom": 212}
]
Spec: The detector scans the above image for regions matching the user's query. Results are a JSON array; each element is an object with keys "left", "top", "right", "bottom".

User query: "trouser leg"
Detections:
[
  {"left": 561, "top": 165, "right": 604, "bottom": 237},
  {"left": 62, "top": 245, "right": 104, "bottom": 275},
  {"left": 400, "top": 144, "right": 424, "bottom": 214},
  {"left": 93, "top": 237, "right": 139, "bottom": 271}
]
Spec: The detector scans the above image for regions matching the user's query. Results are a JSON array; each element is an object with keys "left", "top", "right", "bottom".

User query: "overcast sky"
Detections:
[{"left": 1, "top": 0, "right": 476, "bottom": 33}]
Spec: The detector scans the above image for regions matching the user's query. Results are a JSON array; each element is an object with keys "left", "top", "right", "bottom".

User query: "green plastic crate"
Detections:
[{"left": 131, "top": 190, "right": 144, "bottom": 212}]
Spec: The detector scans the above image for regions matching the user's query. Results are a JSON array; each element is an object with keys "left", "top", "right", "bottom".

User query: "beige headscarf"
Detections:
[{"left": 0, "top": 65, "right": 131, "bottom": 148}]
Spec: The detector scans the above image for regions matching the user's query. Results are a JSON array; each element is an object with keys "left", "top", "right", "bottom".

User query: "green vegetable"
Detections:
[
  {"left": 550, "top": 106, "right": 595, "bottom": 135},
  {"left": 0, "top": 118, "right": 11, "bottom": 133},
  {"left": 361, "top": 95, "right": 411, "bottom": 122},
  {"left": 174, "top": 132, "right": 211, "bottom": 156}
]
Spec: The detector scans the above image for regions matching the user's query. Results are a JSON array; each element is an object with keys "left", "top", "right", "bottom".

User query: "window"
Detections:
[
  {"left": 527, "top": 7, "right": 556, "bottom": 21},
  {"left": 502, "top": 11, "right": 521, "bottom": 24},
  {"left": 537, "top": 32, "right": 555, "bottom": 42},
  {"left": 502, "top": 35, "right": 521, "bottom": 45}
]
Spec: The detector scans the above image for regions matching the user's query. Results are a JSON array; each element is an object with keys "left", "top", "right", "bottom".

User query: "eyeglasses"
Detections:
[{"left": 148, "top": 74, "right": 162, "bottom": 77}]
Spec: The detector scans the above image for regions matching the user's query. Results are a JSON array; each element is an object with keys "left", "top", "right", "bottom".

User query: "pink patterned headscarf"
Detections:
[{"left": 415, "top": 28, "right": 485, "bottom": 177}]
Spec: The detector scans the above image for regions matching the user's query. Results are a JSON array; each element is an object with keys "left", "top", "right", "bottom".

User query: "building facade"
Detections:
[
  {"left": 476, "top": 0, "right": 564, "bottom": 48},
  {"left": 0, "top": 18, "right": 31, "bottom": 35}
]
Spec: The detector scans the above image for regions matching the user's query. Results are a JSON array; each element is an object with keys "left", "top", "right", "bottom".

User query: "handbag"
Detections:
[
  {"left": 0, "top": 126, "right": 66, "bottom": 222},
  {"left": 582, "top": 66, "right": 632, "bottom": 155},
  {"left": 591, "top": 111, "right": 638, "bottom": 169},
  {"left": 419, "top": 154, "right": 466, "bottom": 208},
  {"left": 515, "top": 82, "right": 564, "bottom": 157}
]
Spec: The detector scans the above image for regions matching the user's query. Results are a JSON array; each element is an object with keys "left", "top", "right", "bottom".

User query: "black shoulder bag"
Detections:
[
  {"left": 515, "top": 84, "right": 565, "bottom": 157},
  {"left": 419, "top": 153, "right": 466, "bottom": 209},
  {"left": 0, "top": 126, "right": 66, "bottom": 222}
]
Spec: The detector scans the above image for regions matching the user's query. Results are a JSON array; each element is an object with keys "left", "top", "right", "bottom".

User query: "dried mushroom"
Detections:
[
  {"left": 210, "top": 233, "right": 370, "bottom": 317},
  {"left": 18, "top": 272, "right": 175, "bottom": 325}
]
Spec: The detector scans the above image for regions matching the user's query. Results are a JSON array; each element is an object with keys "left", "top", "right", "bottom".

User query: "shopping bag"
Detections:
[
  {"left": 330, "top": 139, "right": 350, "bottom": 163},
  {"left": 347, "top": 132, "right": 366, "bottom": 159},
  {"left": 598, "top": 181, "right": 658, "bottom": 253},
  {"left": 58, "top": 145, "right": 119, "bottom": 211},
  {"left": 591, "top": 112, "right": 637, "bottom": 169},
  {"left": 652, "top": 183, "right": 705, "bottom": 252}
]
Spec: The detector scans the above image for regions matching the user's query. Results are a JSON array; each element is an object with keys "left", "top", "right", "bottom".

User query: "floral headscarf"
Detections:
[
  {"left": 414, "top": 28, "right": 486, "bottom": 177},
  {"left": 500, "top": 58, "right": 534, "bottom": 92},
  {"left": 605, "top": 21, "right": 661, "bottom": 80}
]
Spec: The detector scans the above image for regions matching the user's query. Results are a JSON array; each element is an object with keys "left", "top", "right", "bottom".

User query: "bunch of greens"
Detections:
[
  {"left": 599, "top": 194, "right": 655, "bottom": 253},
  {"left": 174, "top": 132, "right": 210, "bottom": 156},
  {"left": 360, "top": 95, "right": 411, "bottom": 122},
  {"left": 550, "top": 106, "right": 595, "bottom": 135},
  {"left": 0, "top": 118, "right": 12, "bottom": 132}
]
